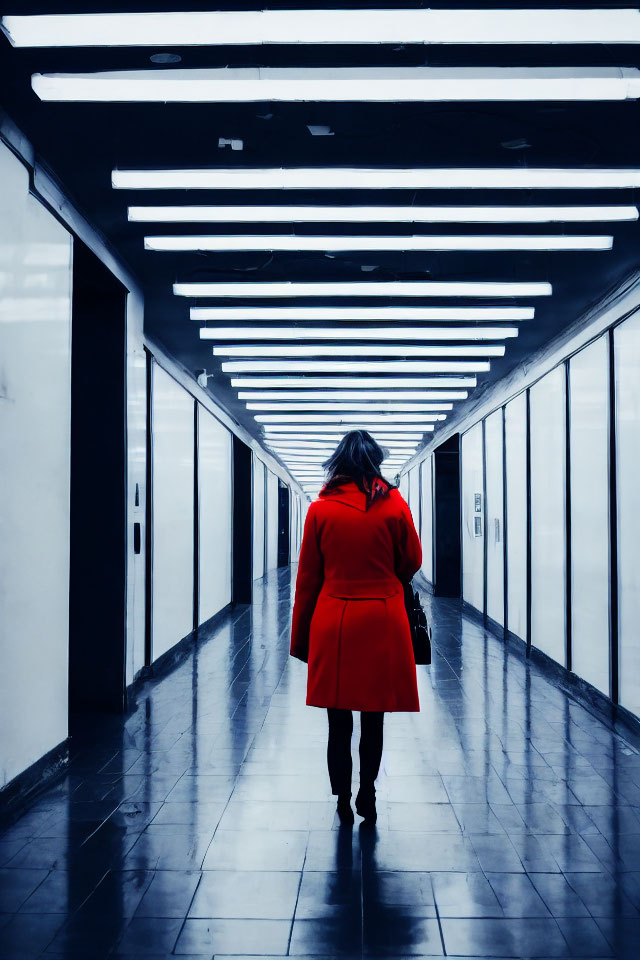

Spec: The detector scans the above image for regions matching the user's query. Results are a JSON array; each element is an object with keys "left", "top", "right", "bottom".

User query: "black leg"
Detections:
[
  {"left": 327, "top": 708, "right": 353, "bottom": 796},
  {"left": 359, "top": 711, "right": 384, "bottom": 789}
]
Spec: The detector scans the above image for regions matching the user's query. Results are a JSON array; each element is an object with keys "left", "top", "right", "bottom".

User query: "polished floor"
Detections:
[{"left": 1, "top": 567, "right": 640, "bottom": 959}]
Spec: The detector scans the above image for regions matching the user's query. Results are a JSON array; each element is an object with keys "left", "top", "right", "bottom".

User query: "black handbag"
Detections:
[{"left": 402, "top": 580, "right": 432, "bottom": 665}]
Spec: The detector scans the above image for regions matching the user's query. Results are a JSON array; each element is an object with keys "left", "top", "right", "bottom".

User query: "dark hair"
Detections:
[{"left": 321, "top": 429, "right": 393, "bottom": 498}]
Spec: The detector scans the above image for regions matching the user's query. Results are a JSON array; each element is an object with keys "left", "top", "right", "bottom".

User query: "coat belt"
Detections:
[{"left": 321, "top": 577, "right": 403, "bottom": 599}]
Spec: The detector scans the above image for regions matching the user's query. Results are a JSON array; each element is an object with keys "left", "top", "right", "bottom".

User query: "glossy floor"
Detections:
[{"left": 1, "top": 567, "right": 639, "bottom": 959}]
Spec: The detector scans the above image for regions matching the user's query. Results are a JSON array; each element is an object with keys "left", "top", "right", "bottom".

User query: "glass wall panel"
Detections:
[
  {"left": 615, "top": 312, "right": 640, "bottom": 715},
  {"left": 461, "top": 422, "right": 484, "bottom": 613},
  {"left": 266, "top": 469, "right": 279, "bottom": 571},
  {"left": 0, "top": 140, "right": 72, "bottom": 785},
  {"left": 252, "top": 455, "right": 265, "bottom": 581},
  {"left": 198, "top": 407, "right": 232, "bottom": 624},
  {"left": 152, "top": 365, "right": 194, "bottom": 660},
  {"left": 420, "top": 458, "right": 433, "bottom": 583},
  {"left": 485, "top": 409, "right": 504, "bottom": 627},
  {"left": 569, "top": 337, "right": 610, "bottom": 695},
  {"left": 408, "top": 465, "right": 421, "bottom": 531},
  {"left": 505, "top": 392, "right": 528, "bottom": 642},
  {"left": 399, "top": 472, "right": 409, "bottom": 501},
  {"left": 530, "top": 366, "right": 566, "bottom": 665}
]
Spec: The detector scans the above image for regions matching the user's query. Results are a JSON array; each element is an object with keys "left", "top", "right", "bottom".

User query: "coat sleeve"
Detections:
[
  {"left": 290, "top": 504, "right": 324, "bottom": 662},
  {"left": 394, "top": 493, "right": 423, "bottom": 582}
]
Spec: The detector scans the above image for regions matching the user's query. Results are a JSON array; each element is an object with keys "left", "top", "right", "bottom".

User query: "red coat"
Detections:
[{"left": 290, "top": 479, "right": 422, "bottom": 712}]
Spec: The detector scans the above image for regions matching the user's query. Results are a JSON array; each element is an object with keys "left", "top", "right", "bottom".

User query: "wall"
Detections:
[
  {"left": 265, "top": 469, "right": 279, "bottom": 572},
  {"left": 420, "top": 458, "right": 433, "bottom": 583},
  {"left": 151, "top": 364, "right": 195, "bottom": 661},
  {"left": 0, "top": 140, "right": 73, "bottom": 787},
  {"left": 198, "top": 405, "right": 232, "bottom": 623},
  {"left": 401, "top": 273, "right": 640, "bottom": 718},
  {"left": 461, "top": 423, "right": 484, "bottom": 613},
  {"left": 252, "top": 455, "right": 266, "bottom": 580}
]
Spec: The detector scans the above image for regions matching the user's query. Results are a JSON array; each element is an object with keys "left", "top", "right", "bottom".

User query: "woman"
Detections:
[{"left": 290, "top": 430, "right": 422, "bottom": 825}]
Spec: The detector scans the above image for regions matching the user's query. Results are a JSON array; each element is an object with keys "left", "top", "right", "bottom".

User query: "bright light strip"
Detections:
[
  {"left": 6, "top": 10, "right": 640, "bottom": 46},
  {"left": 202, "top": 327, "right": 517, "bottom": 342},
  {"left": 176, "top": 281, "right": 551, "bottom": 298},
  {"left": 193, "top": 306, "right": 533, "bottom": 322},
  {"left": 215, "top": 345, "right": 504, "bottom": 357},
  {"left": 126, "top": 169, "right": 640, "bottom": 192},
  {"left": 232, "top": 377, "right": 477, "bottom": 388},
  {"left": 256, "top": 414, "right": 446, "bottom": 423},
  {"left": 33, "top": 67, "right": 640, "bottom": 104},
  {"left": 149, "top": 233, "right": 611, "bottom": 252},
  {"left": 224, "top": 361, "right": 489, "bottom": 373},
  {"left": 268, "top": 441, "right": 418, "bottom": 450},
  {"left": 248, "top": 402, "right": 453, "bottom": 412},
  {"left": 267, "top": 433, "right": 423, "bottom": 442},
  {"left": 240, "top": 390, "right": 467, "bottom": 400},
  {"left": 137, "top": 204, "right": 638, "bottom": 224},
  {"left": 264, "top": 424, "right": 434, "bottom": 433}
]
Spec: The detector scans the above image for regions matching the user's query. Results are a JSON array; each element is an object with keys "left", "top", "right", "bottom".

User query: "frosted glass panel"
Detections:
[
  {"left": 266, "top": 469, "right": 279, "bottom": 571},
  {"left": 408, "top": 466, "right": 421, "bottom": 530},
  {"left": 399, "top": 473, "right": 409, "bottom": 501},
  {"left": 569, "top": 337, "right": 610, "bottom": 695},
  {"left": 0, "top": 140, "right": 72, "bottom": 786},
  {"left": 485, "top": 409, "right": 504, "bottom": 627},
  {"left": 152, "top": 365, "right": 195, "bottom": 660},
  {"left": 198, "top": 408, "right": 232, "bottom": 624},
  {"left": 252, "top": 456, "right": 265, "bottom": 581},
  {"left": 530, "top": 366, "right": 566, "bottom": 665},
  {"left": 420, "top": 458, "right": 433, "bottom": 583},
  {"left": 616, "top": 312, "right": 640, "bottom": 715},
  {"left": 462, "top": 423, "right": 484, "bottom": 613},
  {"left": 505, "top": 393, "right": 527, "bottom": 641}
]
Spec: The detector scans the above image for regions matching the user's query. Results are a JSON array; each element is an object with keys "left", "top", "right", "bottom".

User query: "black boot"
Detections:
[
  {"left": 336, "top": 793, "right": 354, "bottom": 824},
  {"left": 355, "top": 785, "right": 377, "bottom": 825}
]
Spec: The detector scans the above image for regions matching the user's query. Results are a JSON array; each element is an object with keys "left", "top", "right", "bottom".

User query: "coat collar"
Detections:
[{"left": 319, "top": 476, "right": 390, "bottom": 512}]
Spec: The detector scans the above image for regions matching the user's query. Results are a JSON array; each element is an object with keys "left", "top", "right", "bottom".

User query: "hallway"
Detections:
[{"left": 1, "top": 569, "right": 638, "bottom": 959}]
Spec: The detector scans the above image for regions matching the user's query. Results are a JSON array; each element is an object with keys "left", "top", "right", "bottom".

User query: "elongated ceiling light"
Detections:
[
  {"left": 248, "top": 402, "right": 453, "bottom": 412},
  {"left": 241, "top": 391, "right": 467, "bottom": 400},
  {"left": 267, "top": 432, "right": 423, "bottom": 441},
  {"left": 223, "top": 361, "right": 490, "bottom": 372},
  {"left": 194, "top": 306, "right": 532, "bottom": 322},
  {"left": 149, "top": 233, "right": 611, "bottom": 252},
  {"left": 231, "top": 377, "right": 477, "bottom": 388},
  {"left": 32, "top": 67, "right": 640, "bottom": 103},
  {"left": 135, "top": 205, "right": 638, "bottom": 224},
  {"left": 257, "top": 414, "right": 446, "bottom": 423},
  {"left": 123, "top": 169, "right": 640, "bottom": 191},
  {"left": 213, "top": 345, "right": 504, "bottom": 357},
  {"left": 264, "top": 423, "right": 436, "bottom": 433},
  {"left": 268, "top": 438, "right": 419, "bottom": 448},
  {"left": 176, "top": 280, "right": 550, "bottom": 298},
  {"left": 5, "top": 9, "right": 640, "bottom": 46},
  {"left": 202, "top": 327, "right": 516, "bottom": 341}
]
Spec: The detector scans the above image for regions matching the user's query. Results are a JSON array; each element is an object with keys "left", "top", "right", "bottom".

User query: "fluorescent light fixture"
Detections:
[
  {"left": 149, "top": 233, "right": 612, "bottom": 252},
  {"left": 33, "top": 67, "right": 640, "bottom": 104},
  {"left": 193, "top": 306, "right": 533, "bottom": 322},
  {"left": 264, "top": 423, "right": 434, "bottom": 433},
  {"left": 249, "top": 402, "right": 453, "bottom": 412},
  {"left": 6, "top": 9, "right": 640, "bottom": 46},
  {"left": 240, "top": 390, "right": 467, "bottom": 400},
  {"left": 267, "top": 433, "right": 423, "bottom": 441},
  {"left": 135, "top": 204, "right": 638, "bottom": 224},
  {"left": 125, "top": 168, "right": 640, "bottom": 192},
  {"left": 215, "top": 345, "right": 504, "bottom": 357},
  {"left": 231, "top": 377, "right": 477, "bottom": 388},
  {"left": 223, "top": 361, "right": 490, "bottom": 373},
  {"left": 256, "top": 414, "right": 446, "bottom": 423},
  {"left": 202, "top": 327, "right": 516, "bottom": 342},
  {"left": 268, "top": 441, "right": 418, "bottom": 450},
  {"left": 176, "top": 281, "right": 551, "bottom": 298}
]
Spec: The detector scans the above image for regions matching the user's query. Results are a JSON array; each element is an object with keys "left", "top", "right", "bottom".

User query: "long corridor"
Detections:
[{"left": 1, "top": 569, "right": 638, "bottom": 959}]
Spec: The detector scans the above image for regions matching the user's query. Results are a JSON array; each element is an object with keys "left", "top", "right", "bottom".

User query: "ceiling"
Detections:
[{"left": 2, "top": 2, "right": 640, "bottom": 491}]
